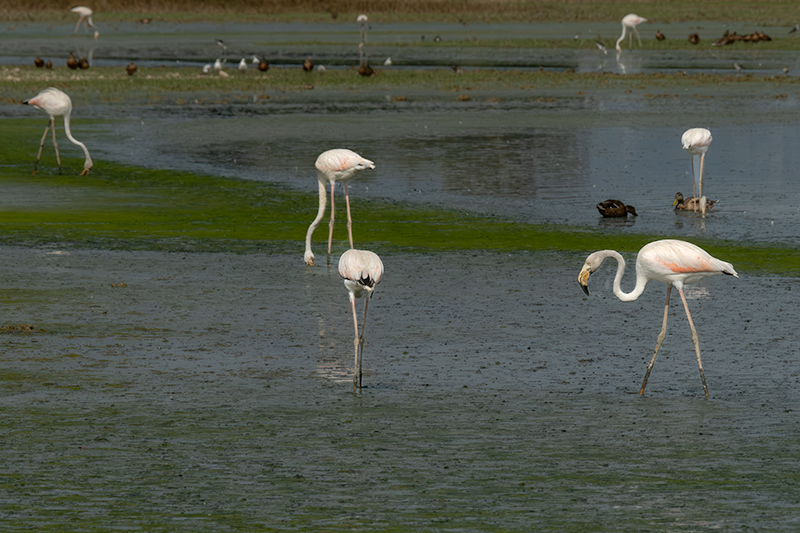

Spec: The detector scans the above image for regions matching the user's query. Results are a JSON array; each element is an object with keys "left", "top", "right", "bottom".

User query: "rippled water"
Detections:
[{"left": 4, "top": 20, "right": 800, "bottom": 531}]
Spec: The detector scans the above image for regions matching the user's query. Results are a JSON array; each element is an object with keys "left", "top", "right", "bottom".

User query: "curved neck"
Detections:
[
  {"left": 604, "top": 250, "right": 648, "bottom": 302},
  {"left": 62, "top": 114, "right": 93, "bottom": 170},
  {"left": 615, "top": 25, "right": 627, "bottom": 51},
  {"left": 304, "top": 179, "right": 328, "bottom": 256}
]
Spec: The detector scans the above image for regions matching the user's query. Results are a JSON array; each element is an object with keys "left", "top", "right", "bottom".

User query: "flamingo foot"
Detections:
[{"left": 80, "top": 168, "right": 90, "bottom": 176}]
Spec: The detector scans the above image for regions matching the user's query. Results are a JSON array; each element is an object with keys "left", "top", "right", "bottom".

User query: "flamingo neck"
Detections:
[
  {"left": 605, "top": 250, "right": 648, "bottom": 302},
  {"left": 615, "top": 25, "right": 627, "bottom": 52},
  {"left": 62, "top": 114, "right": 93, "bottom": 170},
  {"left": 304, "top": 179, "right": 328, "bottom": 262}
]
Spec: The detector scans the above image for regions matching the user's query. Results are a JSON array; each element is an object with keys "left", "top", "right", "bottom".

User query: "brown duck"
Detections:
[
  {"left": 67, "top": 51, "right": 78, "bottom": 70},
  {"left": 673, "top": 192, "right": 717, "bottom": 211},
  {"left": 126, "top": 61, "right": 138, "bottom": 75},
  {"left": 656, "top": 30, "right": 666, "bottom": 41},
  {"left": 258, "top": 59, "right": 269, "bottom": 72},
  {"left": 34, "top": 56, "right": 45, "bottom": 67},
  {"left": 303, "top": 57, "right": 313, "bottom": 72},
  {"left": 596, "top": 199, "right": 637, "bottom": 218},
  {"left": 358, "top": 63, "right": 374, "bottom": 77}
]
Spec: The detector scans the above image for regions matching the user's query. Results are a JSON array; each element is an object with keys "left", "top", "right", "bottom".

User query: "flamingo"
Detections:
[
  {"left": 338, "top": 249, "right": 384, "bottom": 390},
  {"left": 23, "top": 87, "right": 93, "bottom": 176},
  {"left": 578, "top": 239, "right": 738, "bottom": 396},
  {"left": 357, "top": 13, "right": 368, "bottom": 45},
  {"left": 304, "top": 149, "right": 375, "bottom": 267},
  {"left": 615, "top": 13, "right": 647, "bottom": 52},
  {"left": 71, "top": 6, "right": 97, "bottom": 34},
  {"left": 681, "top": 128, "right": 713, "bottom": 216}
]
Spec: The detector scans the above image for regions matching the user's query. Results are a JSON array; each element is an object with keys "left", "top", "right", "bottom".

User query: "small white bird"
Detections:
[
  {"left": 202, "top": 63, "right": 212, "bottom": 74},
  {"left": 252, "top": 55, "right": 260, "bottom": 64},
  {"left": 214, "top": 58, "right": 223, "bottom": 71},
  {"left": 733, "top": 62, "right": 743, "bottom": 71},
  {"left": 596, "top": 41, "right": 608, "bottom": 54},
  {"left": 317, "top": 64, "right": 326, "bottom": 74},
  {"left": 616, "top": 13, "right": 647, "bottom": 52},
  {"left": 579, "top": 239, "right": 737, "bottom": 396},
  {"left": 305, "top": 149, "right": 375, "bottom": 267},
  {"left": 383, "top": 57, "right": 392, "bottom": 66},
  {"left": 339, "top": 249, "right": 384, "bottom": 390},
  {"left": 238, "top": 58, "right": 247, "bottom": 73},
  {"left": 789, "top": 23, "right": 799, "bottom": 34}
]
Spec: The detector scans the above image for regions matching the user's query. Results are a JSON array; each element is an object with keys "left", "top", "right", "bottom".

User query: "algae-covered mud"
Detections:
[{"left": 2, "top": 16, "right": 800, "bottom": 532}]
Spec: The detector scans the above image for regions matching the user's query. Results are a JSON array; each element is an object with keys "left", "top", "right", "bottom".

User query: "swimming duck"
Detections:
[
  {"left": 596, "top": 199, "right": 638, "bottom": 218},
  {"left": 673, "top": 192, "right": 717, "bottom": 212}
]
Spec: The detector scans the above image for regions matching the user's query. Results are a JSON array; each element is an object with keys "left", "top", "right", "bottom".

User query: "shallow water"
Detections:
[
  {"left": 1, "top": 248, "right": 799, "bottom": 530},
  {"left": 4, "top": 20, "right": 800, "bottom": 531}
]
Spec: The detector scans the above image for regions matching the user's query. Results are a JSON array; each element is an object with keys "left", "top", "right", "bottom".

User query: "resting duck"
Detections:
[
  {"left": 596, "top": 199, "right": 637, "bottom": 218},
  {"left": 673, "top": 192, "right": 717, "bottom": 212}
]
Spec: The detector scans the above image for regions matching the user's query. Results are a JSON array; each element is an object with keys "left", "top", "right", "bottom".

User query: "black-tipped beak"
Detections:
[{"left": 580, "top": 283, "right": 589, "bottom": 296}]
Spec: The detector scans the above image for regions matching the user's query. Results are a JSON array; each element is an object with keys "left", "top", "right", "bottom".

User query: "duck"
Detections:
[
  {"left": 126, "top": 61, "right": 138, "bottom": 76},
  {"left": 34, "top": 56, "right": 45, "bottom": 67},
  {"left": 303, "top": 57, "right": 313, "bottom": 72},
  {"left": 596, "top": 199, "right": 638, "bottom": 218},
  {"left": 258, "top": 59, "right": 269, "bottom": 72},
  {"left": 78, "top": 57, "right": 90, "bottom": 69},
  {"left": 688, "top": 33, "right": 700, "bottom": 45},
  {"left": 655, "top": 30, "right": 666, "bottom": 41},
  {"left": 358, "top": 63, "right": 374, "bottom": 76},
  {"left": 67, "top": 51, "right": 78, "bottom": 70},
  {"left": 673, "top": 192, "right": 717, "bottom": 212}
]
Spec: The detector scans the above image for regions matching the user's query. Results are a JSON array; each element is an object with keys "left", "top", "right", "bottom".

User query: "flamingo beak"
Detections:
[{"left": 578, "top": 266, "right": 591, "bottom": 295}]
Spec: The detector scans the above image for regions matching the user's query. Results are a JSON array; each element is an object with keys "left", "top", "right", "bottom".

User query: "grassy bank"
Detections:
[
  {"left": 1, "top": 119, "right": 798, "bottom": 276},
  {"left": 4, "top": 1, "right": 800, "bottom": 24}
]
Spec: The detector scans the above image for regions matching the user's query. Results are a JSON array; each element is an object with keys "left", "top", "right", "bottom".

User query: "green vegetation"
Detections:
[
  {"left": 5, "top": 0, "right": 800, "bottom": 24},
  {"left": 1, "top": 119, "right": 798, "bottom": 275}
]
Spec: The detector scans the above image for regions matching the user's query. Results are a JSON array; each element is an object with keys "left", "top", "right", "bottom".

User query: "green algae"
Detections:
[{"left": 1, "top": 118, "right": 798, "bottom": 275}]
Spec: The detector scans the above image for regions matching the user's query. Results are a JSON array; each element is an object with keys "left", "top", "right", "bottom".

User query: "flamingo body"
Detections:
[
  {"left": 681, "top": 127, "right": 712, "bottom": 216},
  {"left": 339, "top": 249, "right": 384, "bottom": 389},
  {"left": 304, "top": 149, "right": 375, "bottom": 266},
  {"left": 616, "top": 13, "right": 647, "bottom": 52},
  {"left": 578, "top": 239, "right": 737, "bottom": 395},
  {"left": 23, "top": 87, "right": 93, "bottom": 176}
]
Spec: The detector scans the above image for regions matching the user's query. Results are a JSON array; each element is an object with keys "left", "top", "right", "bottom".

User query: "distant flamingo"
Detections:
[
  {"left": 681, "top": 127, "right": 713, "bottom": 216},
  {"left": 338, "top": 249, "right": 384, "bottom": 390},
  {"left": 304, "top": 149, "right": 375, "bottom": 266},
  {"left": 23, "top": 87, "right": 93, "bottom": 176},
  {"left": 578, "top": 239, "right": 738, "bottom": 396},
  {"left": 71, "top": 6, "right": 97, "bottom": 35},
  {"left": 616, "top": 14, "right": 647, "bottom": 52}
]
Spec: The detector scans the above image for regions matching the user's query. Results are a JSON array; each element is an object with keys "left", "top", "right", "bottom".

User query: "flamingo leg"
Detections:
[
  {"left": 633, "top": 27, "right": 642, "bottom": 47},
  {"left": 677, "top": 287, "right": 709, "bottom": 396},
  {"left": 33, "top": 120, "right": 51, "bottom": 175},
  {"left": 357, "top": 296, "right": 371, "bottom": 389},
  {"left": 640, "top": 285, "right": 671, "bottom": 395},
  {"left": 327, "top": 181, "right": 335, "bottom": 267},
  {"left": 690, "top": 154, "right": 698, "bottom": 210},
  {"left": 343, "top": 182, "right": 354, "bottom": 249},
  {"left": 349, "top": 295, "right": 360, "bottom": 390},
  {"left": 51, "top": 117, "right": 62, "bottom": 174}
]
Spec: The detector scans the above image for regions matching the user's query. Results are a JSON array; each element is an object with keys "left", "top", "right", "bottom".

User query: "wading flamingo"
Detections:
[
  {"left": 681, "top": 128, "right": 713, "bottom": 217},
  {"left": 23, "top": 87, "right": 93, "bottom": 176},
  {"left": 616, "top": 14, "right": 647, "bottom": 52},
  {"left": 339, "top": 249, "right": 384, "bottom": 390},
  {"left": 71, "top": 6, "right": 97, "bottom": 36},
  {"left": 304, "top": 149, "right": 375, "bottom": 267},
  {"left": 578, "top": 239, "right": 738, "bottom": 396}
]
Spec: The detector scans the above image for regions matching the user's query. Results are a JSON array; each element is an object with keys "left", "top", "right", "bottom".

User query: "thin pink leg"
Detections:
[
  {"left": 51, "top": 117, "right": 61, "bottom": 174},
  {"left": 344, "top": 183, "right": 354, "bottom": 249},
  {"left": 34, "top": 121, "right": 51, "bottom": 175},
  {"left": 678, "top": 287, "right": 709, "bottom": 396},
  {"left": 349, "top": 296, "right": 359, "bottom": 390},
  {"left": 327, "top": 181, "right": 335, "bottom": 267},
  {"left": 357, "top": 296, "right": 371, "bottom": 388},
  {"left": 640, "top": 285, "right": 671, "bottom": 394}
]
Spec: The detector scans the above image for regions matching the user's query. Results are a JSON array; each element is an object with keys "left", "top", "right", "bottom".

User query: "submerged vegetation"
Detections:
[{"left": 1, "top": 119, "right": 798, "bottom": 275}]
